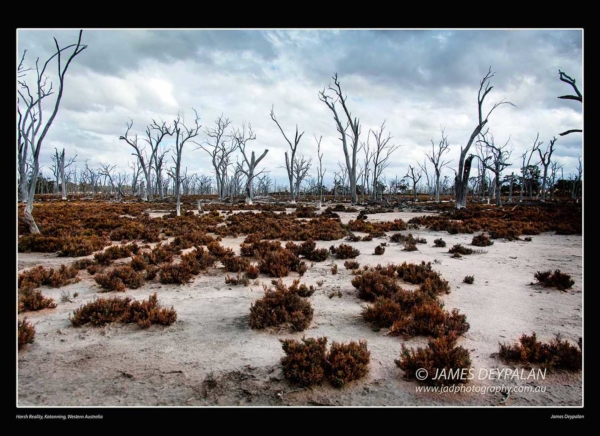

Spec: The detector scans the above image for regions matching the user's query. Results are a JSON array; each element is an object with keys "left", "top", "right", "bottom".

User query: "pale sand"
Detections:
[{"left": 17, "top": 211, "right": 582, "bottom": 406}]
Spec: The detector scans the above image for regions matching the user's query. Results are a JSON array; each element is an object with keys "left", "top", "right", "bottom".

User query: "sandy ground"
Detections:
[{"left": 17, "top": 211, "right": 582, "bottom": 407}]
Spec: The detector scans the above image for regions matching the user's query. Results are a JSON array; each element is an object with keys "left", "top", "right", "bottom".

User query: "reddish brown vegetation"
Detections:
[
  {"left": 70, "top": 293, "right": 177, "bottom": 329},
  {"left": 280, "top": 337, "right": 370, "bottom": 388},
  {"left": 499, "top": 333, "right": 581, "bottom": 371},
  {"left": 249, "top": 281, "right": 313, "bottom": 331},
  {"left": 19, "top": 264, "right": 80, "bottom": 291},
  {"left": 18, "top": 318, "right": 35, "bottom": 350},
  {"left": 94, "top": 265, "right": 144, "bottom": 291},
  {"left": 534, "top": 270, "right": 575, "bottom": 290},
  {"left": 395, "top": 332, "right": 472, "bottom": 385},
  {"left": 19, "top": 288, "right": 57, "bottom": 313}
]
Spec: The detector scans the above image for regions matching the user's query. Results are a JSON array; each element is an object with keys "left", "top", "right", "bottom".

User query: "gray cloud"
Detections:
[{"left": 17, "top": 29, "right": 583, "bottom": 187}]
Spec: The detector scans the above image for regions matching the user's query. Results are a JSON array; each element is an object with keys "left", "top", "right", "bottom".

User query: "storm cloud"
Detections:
[{"left": 17, "top": 29, "right": 583, "bottom": 187}]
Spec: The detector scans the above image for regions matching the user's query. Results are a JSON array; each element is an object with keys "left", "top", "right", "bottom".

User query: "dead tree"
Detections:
[
  {"left": 477, "top": 133, "right": 513, "bottom": 206},
  {"left": 145, "top": 120, "right": 173, "bottom": 200},
  {"left": 538, "top": 137, "right": 557, "bottom": 202},
  {"left": 418, "top": 159, "right": 433, "bottom": 200},
  {"left": 370, "top": 121, "right": 399, "bottom": 201},
  {"left": 558, "top": 70, "right": 582, "bottom": 136},
  {"left": 549, "top": 160, "right": 564, "bottom": 201},
  {"left": 455, "top": 68, "right": 513, "bottom": 209},
  {"left": 233, "top": 124, "right": 268, "bottom": 205},
  {"left": 168, "top": 110, "right": 201, "bottom": 216},
  {"left": 270, "top": 105, "right": 305, "bottom": 203},
  {"left": 405, "top": 165, "right": 423, "bottom": 201},
  {"left": 293, "top": 155, "right": 312, "bottom": 199},
  {"left": 129, "top": 161, "right": 142, "bottom": 196},
  {"left": 427, "top": 128, "right": 452, "bottom": 202},
  {"left": 360, "top": 138, "right": 372, "bottom": 204},
  {"left": 51, "top": 148, "right": 76, "bottom": 200},
  {"left": 198, "top": 114, "right": 235, "bottom": 199},
  {"left": 319, "top": 73, "right": 361, "bottom": 204},
  {"left": 98, "top": 163, "right": 117, "bottom": 196},
  {"left": 17, "top": 30, "right": 87, "bottom": 233},
  {"left": 120, "top": 120, "right": 151, "bottom": 201},
  {"left": 519, "top": 134, "right": 542, "bottom": 202},
  {"left": 114, "top": 172, "right": 129, "bottom": 198},
  {"left": 315, "top": 135, "right": 326, "bottom": 207}
]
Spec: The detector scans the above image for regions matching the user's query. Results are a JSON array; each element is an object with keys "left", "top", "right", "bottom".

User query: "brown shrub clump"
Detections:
[
  {"left": 207, "top": 241, "right": 235, "bottom": 259},
  {"left": 222, "top": 256, "right": 251, "bottom": 273},
  {"left": 533, "top": 270, "right": 575, "bottom": 291},
  {"left": 395, "top": 332, "right": 472, "bottom": 385},
  {"left": 19, "top": 289, "right": 57, "bottom": 313},
  {"left": 70, "top": 293, "right": 176, "bottom": 329},
  {"left": 351, "top": 270, "right": 400, "bottom": 301},
  {"left": 374, "top": 245, "right": 385, "bottom": 255},
  {"left": 94, "top": 243, "right": 140, "bottom": 265},
  {"left": 471, "top": 233, "right": 494, "bottom": 247},
  {"left": 498, "top": 333, "right": 581, "bottom": 371},
  {"left": 18, "top": 318, "right": 35, "bottom": 350},
  {"left": 333, "top": 244, "right": 360, "bottom": 259},
  {"left": 94, "top": 265, "right": 144, "bottom": 292},
  {"left": 327, "top": 340, "right": 371, "bottom": 388},
  {"left": 344, "top": 260, "right": 360, "bottom": 270},
  {"left": 258, "top": 248, "right": 300, "bottom": 278},
  {"left": 245, "top": 264, "right": 260, "bottom": 279},
  {"left": 249, "top": 282, "right": 313, "bottom": 331},
  {"left": 280, "top": 337, "right": 371, "bottom": 388},
  {"left": 448, "top": 244, "right": 473, "bottom": 255},
  {"left": 280, "top": 337, "right": 328, "bottom": 386},
  {"left": 19, "top": 264, "right": 80, "bottom": 291}
]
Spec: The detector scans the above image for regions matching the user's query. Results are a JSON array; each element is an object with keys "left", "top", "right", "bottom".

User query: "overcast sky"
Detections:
[{"left": 17, "top": 29, "right": 583, "bottom": 188}]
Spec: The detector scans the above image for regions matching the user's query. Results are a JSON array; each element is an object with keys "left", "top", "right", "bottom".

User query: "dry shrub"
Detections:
[
  {"left": 245, "top": 264, "right": 260, "bottom": 279},
  {"left": 73, "top": 258, "right": 97, "bottom": 270},
  {"left": 222, "top": 256, "right": 250, "bottom": 273},
  {"left": 70, "top": 293, "right": 176, "bottom": 329},
  {"left": 280, "top": 337, "right": 370, "bottom": 388},
  {"left": 534, "top": 270, "right": 575, "bottom": 290},
  {"left": 145, "top": 265, "right": 158, "bottom": 280},
  {"left": 396, "top": 261, "right": 433, "bottom": 284},
  {"left": 94, "top": 243, "right": 140, "bottom": 265},
  {"left": 18, "top": 234, "right": 63, "bottom": 253},
  {"left": 126, "top": 293, "right": 178, "bottom": 329},
  {"left": 390, "top": 303, "right": 469, "bottom": 338},
  {"left": 258, "top": 249, "right": 300, "bottom": 278},
  {"left": 280, "top": 337, "right": 328, "bottom": 386},
  {"left": 362, "top": 234, "right": 374, "bottom": 241},
  {"left": 351, "top": 270, "right": 400, "bottom": 301},
  {"left": 333, "top": 244, "right": 360, "bottom": 259},
  {"left": 344, "top": 260, "right": 360, "bottom": 270},
  {"left": 225, "top": 273, "right": 250, "bottom": 286},
  {"left": 305, "top": 248, "right": 329, "bottom": 262},
  {"left": 448, "top": 244, "right": 473, "bottom": 255},
  {"left": 471, "top": 233, "right": 494, "bottom": 247},
  {"left": 207, "top": 241, "right": 235, "bottom": 259},
  {"left": 58, "top": 236, "right": 110, "bottom": 257},
  {"left": 346, "top": 233, "right": 362, "bottom": 242},
  {"left": 374, "top": 245, "right": 385, "bottom": 255},
  {"left": 129, "top": 255, "right": 148, "bottom": 272},
  {"left": 403, "top": 242, "right": 418, "bottom": 251},
  {"left": 499, "top": 333, "right": 581, "bottom": 371},
  {"left": 19, "top": 264, "right": 80, "bottom": 291},
  {"left": 159, "top": 261, "right": 196, "bottom": 284},
  {"left": 284, "top": 279, "right": 316, "bottom": 297},
  {"left": 327, "top": 340, "right": 371, "bottom": 388},
  {"left": 395, "top": 332, "right": 472, "bottom": 385},
  {"left": 142, "top": 243, "right": 177, "bottom": 265},
  {"left": 19, "top": 288, "right": 57, "bottom": 313},
  {"left": 363, "top": 297, "right": 405, "bottom": 329},
  {"left": 18, "top": 318, "right": 35, "bottom": 350},
  {"left": 172, "top": 231, "right": 215, "bottom": 249},
  {"left": 95, "top": 265, "right": 144, "bottom": 291},
  {"left": 331, "top": 264, "right": 338, "bottom": 275},
  {"left": 434, "top": 238, "right": 447, "bottom": 247},
  {"left": 249, "top": 282, "right": 313, "bottom": 331},
  {"left": 463, "top": 275, "right": 474, "bottom": 284},
  {"left": 240, "top": 243, "right": 256, "bottom": 257}
]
